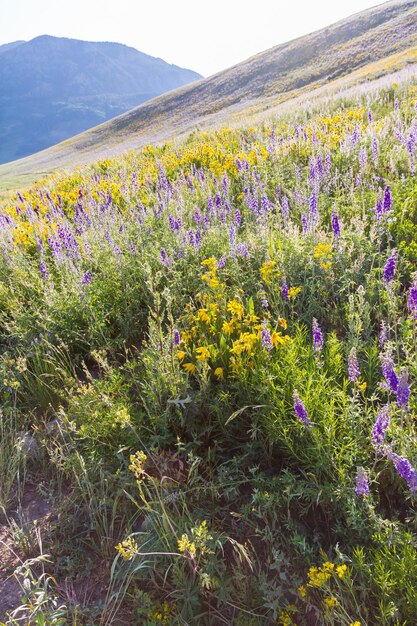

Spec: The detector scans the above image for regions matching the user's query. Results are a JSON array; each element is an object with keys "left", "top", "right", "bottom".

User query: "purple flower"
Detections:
[
  {"left": 281, "top": 196, "right": 290, "bottom": 222},
  {"left": 389, "top": 451, "right": 417, "bottom": 492},
  {"left": 331, "top": 210, "right": 341, "bottom": 239},
  {"left": 173, "top": 329, "right": 181, "bottom": 346},
  {"left": 237, "top": 243, "right": 249, "bottom": 258},
  {"left": 371, "top": 137, "right": 379, "bottom": 165},
  {"left": 234, "top": 209, "right": 241, "bottom": 227},
  {"left": 383, "top": 250, "right": 397, "bottom": 284},
  {"left": 371, "top": 405, "right": 390, "bottom": 447},
  {"left": 39, "top": 261, "right": 49, "bottom": 281},
  {"left": 82, "top": 271, "right": 92, "bottom": 285},
  {"left": 312, "top": 318, "right": 323, "bottom": 358},
  {"left": 381, "top": 353, "right": 399, "bottom": 393},
  {"left": 379, "top": 321, "right": 388, "bottom": 347},
  {"left": 348, "top": 347, "right": 360, "bottom": 382},
  {"left": 261, "top": 322, "right": 273, "bottom": 351},
  {"left": 217, "top": 255, "right": 226, "bottom": 269},
  {"left": 355, "top": 467, "right": 370, "bottom": 497},
  {"left": 383, "top": 186, "right": 392, "bottom": 213},
  {"left": 293, "top": 391, "right": 311, "bottom": 427},
  {"left": 397, "top": 369, "right": 410, "bottom": 409},
  {"left": 260, "top": 291, "right": 269, "bottom": 309},
  {"left": 407, "top": 279, "right": 417, "bottom": 319}
]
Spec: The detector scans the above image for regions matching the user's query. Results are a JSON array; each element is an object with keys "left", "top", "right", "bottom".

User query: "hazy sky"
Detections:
[{"left": 1, "top": 0, "right": 383, "bottom": 76}]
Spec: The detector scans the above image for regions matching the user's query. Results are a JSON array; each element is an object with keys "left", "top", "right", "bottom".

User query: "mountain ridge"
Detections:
[{"left": 0, "top": 35, "right": 202, "bottom": 164}]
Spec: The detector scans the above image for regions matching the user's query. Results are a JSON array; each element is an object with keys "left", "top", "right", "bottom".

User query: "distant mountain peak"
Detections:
[{"left": 0, "top": 36, "right": 202, "bottom": 164}]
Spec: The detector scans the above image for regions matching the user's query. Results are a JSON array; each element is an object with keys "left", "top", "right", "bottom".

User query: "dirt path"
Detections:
[{"left": 0, "top": 486, "right": 53, "bottom": 621}]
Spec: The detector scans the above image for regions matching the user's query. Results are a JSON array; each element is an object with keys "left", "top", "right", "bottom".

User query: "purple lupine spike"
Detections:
[
  {"left": 301, "top": 213, "right": 308, "bottom": 234},
  {"left": 383, "top": 250, "right": 397, "bottom": 284},
  {"left": 281, "top": 196, "right": 290, "bottom": 222},
  {"left": 379, "top": 321, "right": 388, "bottom": 347},
  {"left": 309, "top": 192, "right": 319, "bottom": 224},
  {"left": 407, "top": 279, "right": 417, "bottom": 319},
  {"left": 371, "top": 137, "right": 379, "bottom": 165},
  {"left": 229, "top": 224, "right": 236, "bottom": 247},
  {"left": 281, "top": 280, "right": 289, "bottom": 301},
  {"left": 261, "top": 321, "right": 273, "bottom": 351},
  {"left": 381, "top": 353, "right": 399, "bottom": 393},
  {"left": 260, "top": 291, "right": 269, "bottom": 309},
  {"left": 394, "top": 98, "right": 399, "bottom": 111},
  {"left": 173, "top": 330, "right": 181, "bottom": 346},
  {"left": 217, "top": 255, "right": 226, "bottom": 269},
  {"left": 397, "top": 370, "right": 411, "bottom": 409},
  {"left": 331, "top": 210, "right": 341, "bottom": 239},
  {"left": 193, "top": 208, "right": 201, "bottom": 224},
  {"left": 359, "top": 147, "right": 368, "bottom": 169},
  {"left": 234, "top": 209, "right": 241, "bottom": 227},
  {"left": 312, "top": 318, "right": 323, "bottom": 358},
  {"left": 374, "top": 195, "right": 383, "bottom": 220},
  {"left": 383, "top": 186, "right": 392, "bottom": 213},
  {"left": 82, "top": 271, "right": 92, "bottom": 284},
  {"left": 168, "top": 214, "right": 176, "bottom": 232},
  {"left": 368, "top": 110, "right": 373, "bottom": 124},
  {"left": 39, "top": 261, "right": 49, "bottom": 281},
  {"left": 293, "top": 391, "right": 311, "bottom": 427},
  {"left": 237, "top": 243, "right": 249, "bottom": 258},
  {"left": 371, "top": 405, "right": 390, "bottom": 447},
  {"left": 348, "top": 347, "right": 360, "bottom": 382},
  {"left": 389, "top": 452, "right": 417, "bottom": 492},
  {"left": 355, "top": 467, "right": 370, "bottom": 497}
]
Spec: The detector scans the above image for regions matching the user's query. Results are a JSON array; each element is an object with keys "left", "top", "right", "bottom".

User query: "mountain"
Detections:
[
  {"left": 0, "top": 35, "right": 202, "bottom": 164},
  {"left": 1, "top": 0, "right": 417, "bottom": 191}
]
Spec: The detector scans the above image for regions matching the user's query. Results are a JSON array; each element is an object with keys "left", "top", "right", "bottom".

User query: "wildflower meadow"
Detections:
[{"left": 1, "top": 77, "right": 417, "bottom": 624}]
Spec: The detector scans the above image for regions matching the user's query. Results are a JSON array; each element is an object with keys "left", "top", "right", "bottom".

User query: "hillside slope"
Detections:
[
  {"left": 1, "top": 0, "right": 417, "bottom": 190},
  {"left": 0, "top": 35, "right": 201, "bottom": 164}
]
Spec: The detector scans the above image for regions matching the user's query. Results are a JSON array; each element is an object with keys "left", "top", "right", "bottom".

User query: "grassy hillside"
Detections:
[
  {"left": 0, "top": 0, "right": 416, "bottom": 190},
  {"left": 1, "top": 65, "right": 417, "bottom": 624}
]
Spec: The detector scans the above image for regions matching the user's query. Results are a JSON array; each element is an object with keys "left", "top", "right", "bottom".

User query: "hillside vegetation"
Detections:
[
  {"left": 0, "top": 70, "right": 417, "bottom": 624},
  {"left": 0, "top": 0, "right": 416, "bottom": 191}
]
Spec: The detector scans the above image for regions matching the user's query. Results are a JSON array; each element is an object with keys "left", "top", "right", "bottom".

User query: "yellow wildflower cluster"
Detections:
[
  {"left": 148, "top": 601, "right": 175, "bottom": 625},
  {"left": 129, "top": 450, "right": 148, "bottom": 482},
  {"left": 314, "top": 242, "right": 333, "bottom": 270},
  {"left": 115, "top": 537, "right": 138, "bottom": 561},
  {"left": 260, "top": 260, "right": 278, "bottom": 284},
  {"left": 178, "top": 520, "right": 213, "bottom": 560},
  {"left": 176, "top": 263, "right": 291, "bottom": 380}
]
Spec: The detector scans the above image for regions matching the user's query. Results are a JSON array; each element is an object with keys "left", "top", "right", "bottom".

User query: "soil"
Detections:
[{"left": 0, "top": 485, "right": 54, "bottom": 621}]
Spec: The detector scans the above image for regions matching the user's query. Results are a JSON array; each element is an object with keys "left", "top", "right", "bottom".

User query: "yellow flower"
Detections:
[
  {"left": 197, "top": 308, "right": 211, "bottom": 324},
  {"left": 222, "top": 320, "right": 235, "bottom": 335},
  {"left": 227, "top": 300, "right": 245, "bottom": 319},
  {"left": 214, "top": 367, "right": 224, "bottom": 380},
  {"left": 358, "top": 381, "right": 367, "bottom": 392},
  {"left": 260, "top": 260, "right": 277, "bottom": 283},
  {"left": 278, "top": 318, "right": 287, "bottom": 330},
  {"left": 298, "top": 585, "right": 307, "bottom": 599},
  {"left": 115, "top": 537, "right": 138, "bottom": 560},
  {"left": 288, "top": 287, "right": 301, "bottom": 300},
  {"left": 323, "top": 561, "right": 334, "bottom": 570},
  {"left": 323, "top": 596, "right": 337, "bottom": 609},
  {"left": 271, "top": 331, "right": 290, "bottom": 347},
  {"left": 314, "top": 242, "right": 333, "bottom": 259},
  {"left": 336, "top": 564, "right": 347, "bottom": 578},
  {"left": 350, "top": 622, "right": 361, "bottom": 626},
  {"left": 201, "top": 257, "right": 217, "bottom": 267},
  {"left": 178, "top": 534, "right": 196, "bottom": 558},
  {"left": 183, "top": 362, "right": 196, "bottom": 374},
  {"left": 196, "top": 346, "right": 210, "bottom": 362},
  {"left": 177, "top": 350, "right": 186, "bottom": 362},
  {"left": 129, "top": 451, "right": 147, "bottom": 480}
]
